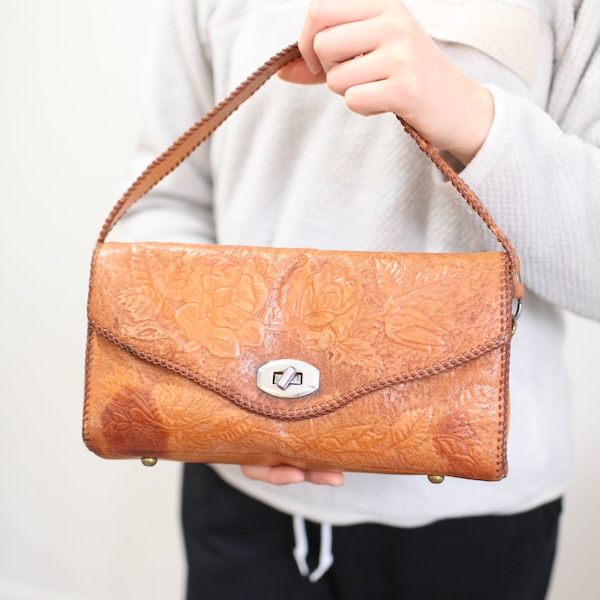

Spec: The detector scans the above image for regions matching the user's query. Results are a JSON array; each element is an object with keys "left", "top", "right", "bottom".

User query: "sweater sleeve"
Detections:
[
  {"left": 115, "top": 0, "right": 217, "bottom": 244},
  {"left": 458, "top": 4, "right": 600, "bottom": 321}
]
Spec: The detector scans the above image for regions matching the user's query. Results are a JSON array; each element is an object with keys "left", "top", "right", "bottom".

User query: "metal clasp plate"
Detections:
[{"left": 256, "top": 359, "right": 320, "bottom": 399}]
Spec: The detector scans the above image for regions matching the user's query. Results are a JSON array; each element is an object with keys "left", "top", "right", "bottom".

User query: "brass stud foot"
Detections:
[
  {"left": 141, "top": 457, "right": 158, "bottom": 467},
  {"left": 427, "top": 475, "right": 445, "bottom": 484}
]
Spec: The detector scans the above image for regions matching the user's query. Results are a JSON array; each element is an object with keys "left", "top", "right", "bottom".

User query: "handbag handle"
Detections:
[{"left": 96, "top": 43, "right": 524, "bottom": 300}]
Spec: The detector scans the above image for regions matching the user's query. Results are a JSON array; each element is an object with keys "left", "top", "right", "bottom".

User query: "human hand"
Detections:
[
  {"left": 279, "top": 0, "right": 494, "bottom": 164},
  {"left": 241, "top": 464, "right": 345, "bottom": 486}
]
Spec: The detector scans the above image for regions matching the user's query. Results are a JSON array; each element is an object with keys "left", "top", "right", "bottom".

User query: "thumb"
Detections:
[{"left": 278, "top": 57, "right": 327, "bottom": 85}]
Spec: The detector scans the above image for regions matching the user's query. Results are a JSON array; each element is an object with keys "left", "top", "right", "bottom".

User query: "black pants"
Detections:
[{"left": 182, "top": 464, "right": 561, "bottom": 600}]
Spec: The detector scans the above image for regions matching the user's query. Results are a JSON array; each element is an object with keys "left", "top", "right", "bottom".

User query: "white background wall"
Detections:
[{"left": 0, "top": 1, "right": 598, "bottom": 598}]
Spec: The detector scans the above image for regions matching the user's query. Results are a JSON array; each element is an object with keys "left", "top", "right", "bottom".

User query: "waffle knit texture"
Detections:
[{"left": 116, "top": 0, "right": 600, "bottom": 527}]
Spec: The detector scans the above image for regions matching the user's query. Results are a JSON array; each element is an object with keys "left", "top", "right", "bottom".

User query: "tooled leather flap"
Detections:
[
  {"left": 97, "top": 43, "right": 523, "bottom": 298},
  {"left": 88, "top": 242, "right": 513, "bottom": 420}
]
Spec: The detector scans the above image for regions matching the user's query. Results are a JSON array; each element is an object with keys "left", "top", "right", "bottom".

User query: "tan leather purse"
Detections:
[{"left": 83, "top": 44, "right": 524, "bottom": 483}]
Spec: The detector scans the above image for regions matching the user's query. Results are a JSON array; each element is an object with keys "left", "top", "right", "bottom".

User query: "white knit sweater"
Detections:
[{"left": 117, "top": 0, "right": 600, "bottom": 527}]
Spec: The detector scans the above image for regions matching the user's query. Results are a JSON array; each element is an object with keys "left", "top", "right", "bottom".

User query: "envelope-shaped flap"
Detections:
[{"left": 88, "top": 242, "right": 513, "bottom": 420}]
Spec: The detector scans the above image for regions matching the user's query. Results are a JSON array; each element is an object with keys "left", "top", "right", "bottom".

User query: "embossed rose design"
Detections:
[
  {"left": 376, "top": 259, "right": 449, "bottom": 352},
  {"left": 175, "top": 257, "right": 268, "bottom": 358},
  {"left": 279, "top": 258, "right": 363, "bottom": 355},
  {"left": 101, "top": 386, "right": 168, "bottom": 453}
]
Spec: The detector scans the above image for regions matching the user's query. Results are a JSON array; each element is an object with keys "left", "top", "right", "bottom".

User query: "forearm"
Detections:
[{"left": 462, "top": 86, "right": 600, "bottom": 320}]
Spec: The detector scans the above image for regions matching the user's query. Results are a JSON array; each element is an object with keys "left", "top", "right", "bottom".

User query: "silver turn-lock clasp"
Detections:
[{"left": 257, "top": 359, "right": 320, "bottom": 399}]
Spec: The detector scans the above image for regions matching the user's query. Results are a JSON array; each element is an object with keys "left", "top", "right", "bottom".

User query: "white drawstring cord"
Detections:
[
  {"left": 309, "top": 521, "right": 333, "bottom": 582},
  {"left": 292, "top": 515, "right": 310, "bottom": 577},
  {"left": 292, "top": 515, "right": 334, "bottom": 582}
]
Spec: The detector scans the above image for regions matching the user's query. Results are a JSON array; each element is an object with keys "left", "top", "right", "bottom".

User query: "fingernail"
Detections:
[
  {"left": 323, "top": 475, "right": 344, "bottom": 487},
  {"left": 282, "top": 473, "right": 304, "bottom": 485},
  {"left": 306, "top": 61, "right": 322, "bottom": 75}
]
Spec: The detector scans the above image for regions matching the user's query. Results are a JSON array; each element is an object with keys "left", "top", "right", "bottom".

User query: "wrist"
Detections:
[{"left": 446, "top": 84, "right": 495, "bottom": 166}]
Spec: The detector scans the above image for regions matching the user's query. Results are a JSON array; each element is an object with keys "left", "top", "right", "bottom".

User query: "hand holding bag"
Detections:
[{"left": 83, "top": 44, "right": 524, "bottom": 483}]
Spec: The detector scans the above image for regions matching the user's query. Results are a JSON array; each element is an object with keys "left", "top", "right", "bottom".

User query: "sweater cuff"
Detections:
[{"left": 458, "top": 84, "right": 513, "bottom": 189}]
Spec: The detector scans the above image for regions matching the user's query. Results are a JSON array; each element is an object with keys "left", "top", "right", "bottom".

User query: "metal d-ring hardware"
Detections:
[
  {"left": 512, "top": 298, "right": 523, "bottom": 336},
  {"left": 257, "top": 359, "right": 320, "bottom": 399}
]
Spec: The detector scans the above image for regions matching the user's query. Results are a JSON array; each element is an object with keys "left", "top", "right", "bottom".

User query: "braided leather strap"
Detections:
[{"left": 97, "top": 42, "right": 524, "bottom": 299}]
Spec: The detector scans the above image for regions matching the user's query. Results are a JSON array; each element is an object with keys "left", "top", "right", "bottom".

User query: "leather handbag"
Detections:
[{"left": 83, "top": 44, "right": 524, "bottom": 483}]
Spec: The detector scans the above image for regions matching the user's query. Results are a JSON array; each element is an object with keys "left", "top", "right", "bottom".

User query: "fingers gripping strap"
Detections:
[{"left": 97, "top": 42, "right": 523, "bottom": 299}]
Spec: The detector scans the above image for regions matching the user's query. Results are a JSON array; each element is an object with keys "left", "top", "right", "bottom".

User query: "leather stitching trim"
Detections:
[{"left": 88, "top": 319, "right": 511, "bottom": 422}]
